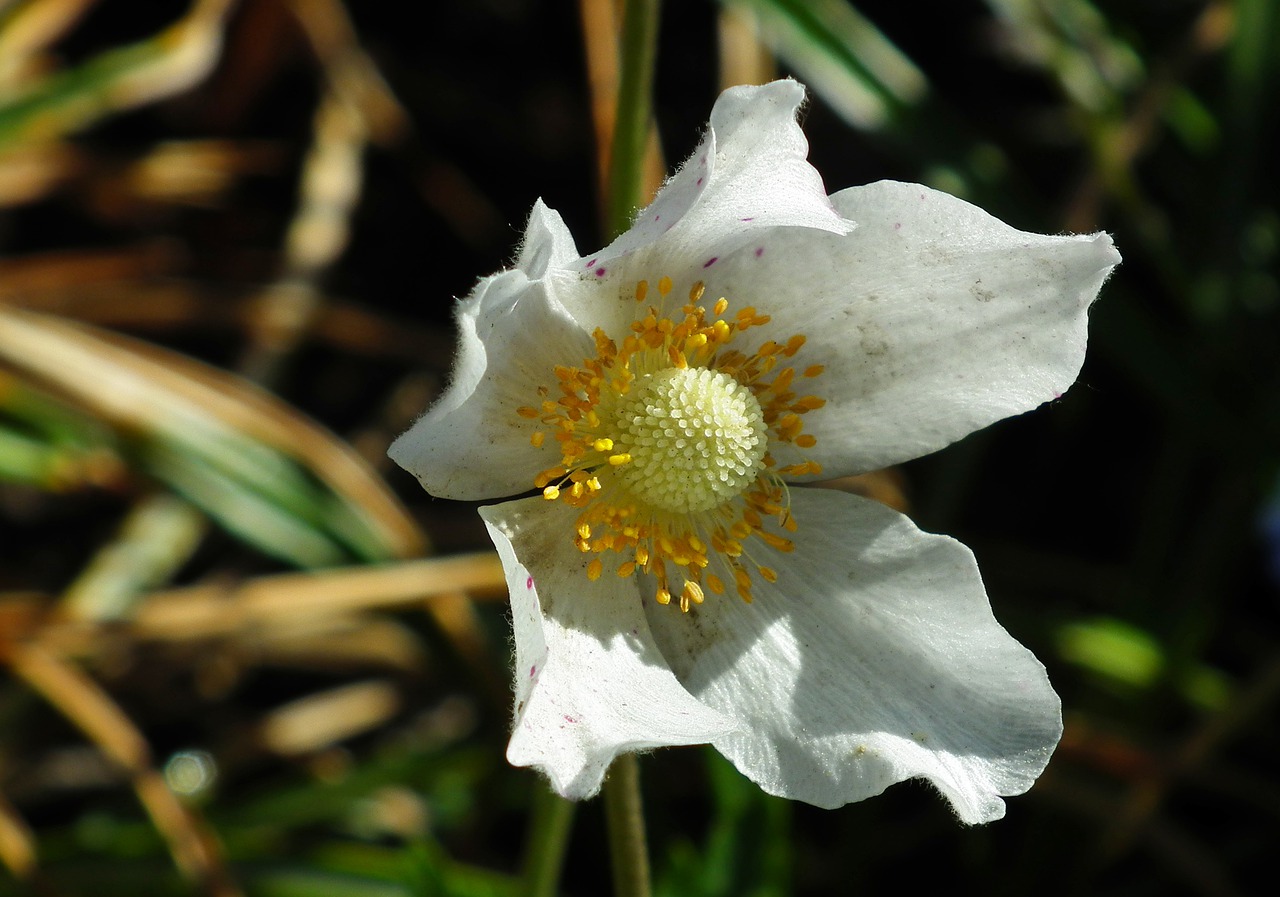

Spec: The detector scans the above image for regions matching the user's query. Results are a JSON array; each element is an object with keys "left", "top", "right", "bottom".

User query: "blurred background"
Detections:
[{"left": 1, "top": 0, "right": 1277, "bottom": 894}]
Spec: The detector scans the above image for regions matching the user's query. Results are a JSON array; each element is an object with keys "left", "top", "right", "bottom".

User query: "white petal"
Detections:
[
  {"left": 559, "top": 81, "right": 854, "bottom": 338},
  {"left": 482, "top": 497, "right": 738, "bottom": 800},
  {"left": 517, "top": 199, "right": 580, "bottom": 279},
  {"left": 645, "top": 488, "right": 1062, "bottom": 823},
  {"left": 701, "top": 181, "right": 1120, "bottom": 477},
  {"left": 616, "top": 80, "right": 852, "bottom": 259},
  {"left": 388, "top": 270, "right": 592, "bottom": 500},
  {"left": 691, "top": 80, "right": 852, "bottom": 237}
]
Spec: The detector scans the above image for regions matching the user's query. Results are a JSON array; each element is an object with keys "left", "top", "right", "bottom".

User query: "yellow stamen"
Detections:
[
  {"left": 758, "top": 531, "right": 795, "bottom": 552},
  {"left": 516, "top": 275, "right": 828, "bottom": 613},
  {"left": 534, "top": 466, "right": 567, "bottom": 488},
  {"left": 683, "top": 581, "right": 704, "bottom": 606}
]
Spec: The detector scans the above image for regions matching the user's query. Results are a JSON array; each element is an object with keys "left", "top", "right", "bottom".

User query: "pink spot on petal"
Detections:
[
  {"left": 586, "top": 258, "right": 597, "bottom": 268},
  {"left": 741, "top": 216, "right": 755, "bottom": 222},
  {"left": 526, "top": 576, "right": 534, "bottom": 590},
  {"left": 595, "top": 267, "right": 607, "bottom": 277},
  {"left": 530, "top": 664, "right": 537, "bottom": 678},
  {"left": 563, "top": 715, "right": 578, "bottom": 724},
  {"left": 894, "top": 222, "right": 902, "bottom": 230},
  {"left": 654, "top": 214, "right": 660, "bottom": 221},
  {"left": 696, "top": 177, "right": 704, "bottom": 186},
  {"left": 754, "top": 246, "right": 764, "bottom": 258},
  {"left": 703, "top": 257, "right": 718, "bottom": 268}
]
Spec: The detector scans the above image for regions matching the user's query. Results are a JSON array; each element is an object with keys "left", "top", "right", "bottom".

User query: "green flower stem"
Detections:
[
  {"left": 519, "top": 783, "right": 576, "bottom": 897},
  {"left": 603, "top": 753, "right": 651, "bottom": 897},
  {"left": 601, "top": 4, "right": 660, "bottom": 895},
  {"left": 607, "top": 0, "right": 663, "bottom": 239}
]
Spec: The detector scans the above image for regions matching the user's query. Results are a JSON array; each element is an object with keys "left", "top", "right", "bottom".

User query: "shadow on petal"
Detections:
[
  {"left": 481, "top": 497, "right": 738, "bottom": 800},
  {"left": 645, "top": 488, "right": 1061, "bottom": 822}
]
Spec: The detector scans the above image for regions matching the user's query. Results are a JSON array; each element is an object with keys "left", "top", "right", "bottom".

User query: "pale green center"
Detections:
[{"left": 609, "top": 367, "right": 768, "bottom": 514}]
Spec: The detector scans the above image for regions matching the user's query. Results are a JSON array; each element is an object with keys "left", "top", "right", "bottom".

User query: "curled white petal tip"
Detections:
[
  {"left": 517, "top": 198, "right": 579, "bottom": 278},
  {"left": 1065, "top": 228, "right": 1122, "bottom": 288},
  {"left": 1089, "top": 231, "right": 1123, "bottom": 278},
  {"left": 387, "top": 270, "right": 594, "bottom": 501}
]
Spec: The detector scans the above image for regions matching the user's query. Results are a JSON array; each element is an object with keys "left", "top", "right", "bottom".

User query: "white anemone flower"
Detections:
[{"left": 391, "top": 80, "right": 1119, "bottom": 824}]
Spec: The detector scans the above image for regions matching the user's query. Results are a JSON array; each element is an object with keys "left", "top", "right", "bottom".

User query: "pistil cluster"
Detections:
[{"left": 517, "top": 276, "right": 826, "bottom": 611}]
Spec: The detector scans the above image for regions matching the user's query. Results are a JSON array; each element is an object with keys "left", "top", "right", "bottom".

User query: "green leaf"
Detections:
[
  {"left": 720, "top": 0, "right": 926, "bottom": 130},
  {"left": 655, "top": 750, "right": 790, "bottom": 897}
]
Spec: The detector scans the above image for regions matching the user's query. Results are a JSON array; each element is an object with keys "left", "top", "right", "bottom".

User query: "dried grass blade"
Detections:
[
  {"left": 254, "top": 680, "right": 401, "bottom": 756},
  {"left": 0, "top": 304, "right": 424, "bottom": 560},
  {"left": 8, "top": 643, "right": 243, "bottom": 897},
  {"left": 125, "top": 551, "right": 506, "bottom": 642},
  {"left": 0, "top": 0, "right": 101, "bottom": 89},
  {"left": 0, "top": 0, "right": 236, "bottom": 146},
  {"left": 0, "top": 788, "right": 37, "bottom": 880},
  {"left": 284, "top": 0, "right": 409, "bottom": 144},
  {"left": 246, "top": 616, "right": 427, "bottom": 674},
  {"left": 718, "top": 3, "right": 776, "bottom": 88}
]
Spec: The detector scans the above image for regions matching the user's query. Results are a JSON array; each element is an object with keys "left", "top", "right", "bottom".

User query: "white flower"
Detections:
[{"left": 390, "top": 80, "right": 1119, "bottom": 824}]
